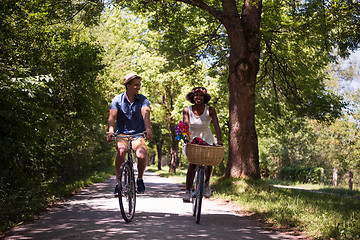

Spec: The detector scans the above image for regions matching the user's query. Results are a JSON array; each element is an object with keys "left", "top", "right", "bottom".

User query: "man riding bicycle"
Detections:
[{"left": 106, "top": 72, "right": 153, "bottom": 195}]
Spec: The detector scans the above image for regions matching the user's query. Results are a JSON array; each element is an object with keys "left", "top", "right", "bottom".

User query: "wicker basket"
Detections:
[{"left": 185, "top": 143, "right": 225, "bottom": 166}]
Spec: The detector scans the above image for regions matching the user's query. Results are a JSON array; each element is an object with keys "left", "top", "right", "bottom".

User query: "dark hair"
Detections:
[{"left": 186, "top": 87, "right": 211, "bottom": 104}]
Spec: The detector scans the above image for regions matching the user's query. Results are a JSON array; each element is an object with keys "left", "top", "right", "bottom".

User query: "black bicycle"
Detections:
[{"left": 112, "top": 132, "right": 146, "bottom": 223}]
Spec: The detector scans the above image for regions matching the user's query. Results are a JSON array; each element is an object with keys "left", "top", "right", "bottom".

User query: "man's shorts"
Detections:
[{"left": 116, "top": 135, "right": 147, "bottom": 152}]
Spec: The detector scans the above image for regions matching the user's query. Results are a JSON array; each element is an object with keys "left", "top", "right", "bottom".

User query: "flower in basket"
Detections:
[
  {"left": 175, "top": 121, "right": 191, "bottom": 142},
  {"left": 191, "top": 137, "right": 209, "bottom": 146}
]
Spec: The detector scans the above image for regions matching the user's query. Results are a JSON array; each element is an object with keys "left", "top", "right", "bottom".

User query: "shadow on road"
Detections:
[{"left": 4, "top": 171, "right": 296, "bottom": 240}]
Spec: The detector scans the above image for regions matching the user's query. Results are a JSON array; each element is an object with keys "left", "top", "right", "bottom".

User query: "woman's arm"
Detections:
[
  {"left": 209, "top": 106, "right": 223, "bottom": 145},
  {"left": 183, "top": 106, "right": 190, "bottom": 125}
]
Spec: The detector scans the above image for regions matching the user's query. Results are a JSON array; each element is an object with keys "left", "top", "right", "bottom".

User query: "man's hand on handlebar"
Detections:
[
  {"left": 145, "top": 129, "right": 153, "bottom": 141},
  {"left": 107, "top": 132, "right": 114, "bottom": 143}
]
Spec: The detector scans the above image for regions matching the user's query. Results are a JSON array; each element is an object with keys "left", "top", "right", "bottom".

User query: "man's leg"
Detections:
[
  {"left": 136, "top": 147, "right": 148, "bottom": 179},
  {"left": 133, "top": 137, "right": 148, "bottom": 193},
  {"left": 114, "top": 140, "right": 127, "bottom": 195},
  {"left": 115, "top": 146, "right": 127, "bottom": 182}
]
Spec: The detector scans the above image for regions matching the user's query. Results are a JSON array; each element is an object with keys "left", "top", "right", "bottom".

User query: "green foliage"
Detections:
[
  {"left": 258, "top": 0, "right": 346, "bottom": 125},
  {"left": 0, "top": 0, "right": 110, "bottom": 233},
  {"left": 278, "top": 166, "right": 324, "bottom": 183}
]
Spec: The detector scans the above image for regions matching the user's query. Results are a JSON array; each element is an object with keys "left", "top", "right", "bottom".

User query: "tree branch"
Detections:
[{"left": 145, "top": 0, "right": 224, "bottom": 20}]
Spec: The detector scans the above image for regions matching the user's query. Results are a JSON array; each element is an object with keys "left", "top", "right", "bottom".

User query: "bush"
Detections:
[{"left": 279, "top": 166, "right": 323, "bottom": 183}]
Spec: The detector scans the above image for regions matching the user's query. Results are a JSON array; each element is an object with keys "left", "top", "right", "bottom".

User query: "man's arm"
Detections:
[
  {"left": 141, "top": 106, "right": 153, "bottom": 140},
  {"left": 107, "top": 109, "right": 118, "bottom": 143}
]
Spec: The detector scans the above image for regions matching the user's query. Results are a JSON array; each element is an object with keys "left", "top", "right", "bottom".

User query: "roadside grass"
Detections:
[
  {"left": 211, "top": 177, "right": 360, "bottom": 240},
  {"left": 264, "top": 179, "right": 360, "bottom": 198}
]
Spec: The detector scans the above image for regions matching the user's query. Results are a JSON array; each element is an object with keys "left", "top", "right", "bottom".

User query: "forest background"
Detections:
[{"left": 0, "top": 0, "right": 359, "bottom": 236}]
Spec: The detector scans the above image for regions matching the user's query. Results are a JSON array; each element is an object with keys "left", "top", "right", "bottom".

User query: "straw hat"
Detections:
[{"left": 123, "top": 72, "right": 142, "bottom": 85}]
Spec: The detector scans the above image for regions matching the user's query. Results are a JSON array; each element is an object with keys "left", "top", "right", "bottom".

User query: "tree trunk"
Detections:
[
  {"left": 169, "top": 121, "right": 178, "bottom": 174},
  {"left": 223, "top": 0, "right": 262, "bottom": 179},
  {"left": 333, "top": 168, "right": 338, "bottom": 187},
  {"left": 348, "top": 170, "right": 353, "bottom": 191},
  {"left": 163, "top": 84, "right": 178, "bottom": 174},
  {"left": 156, "top": 139, "right": 163, "bottom": 170},
  {"left": 320, "top": 168, "right": 324, "bottom": 183}
]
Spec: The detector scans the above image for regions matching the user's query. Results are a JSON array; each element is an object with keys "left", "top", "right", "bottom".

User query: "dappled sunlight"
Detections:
[{"left": 5, "top": 172, "right": 295, "bottom": 240}]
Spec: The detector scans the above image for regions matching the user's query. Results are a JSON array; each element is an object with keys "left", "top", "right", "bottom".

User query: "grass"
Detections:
[
  {"left": 211, "top": 177, "right": 360, "bottom": 240},
  {"left": 265, "top": 179, "right": 360, "bottom": 198},
  {"left": 147, "top": 167, "right": 360, "bottom": 239}
]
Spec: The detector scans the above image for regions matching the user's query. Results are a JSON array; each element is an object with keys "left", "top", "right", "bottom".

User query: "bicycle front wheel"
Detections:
[
  {"left": 118, "top": 162, "right": 136, "bottom": 223},
  {"left": 192, "top": 167, "right": 204, "bottom": 224}
]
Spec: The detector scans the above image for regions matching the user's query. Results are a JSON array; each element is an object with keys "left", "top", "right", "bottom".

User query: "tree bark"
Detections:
[
  {"left": 222, "top": 0, "right": 262, "bottom": 179},
  {"left": 333, "top": 167, "right": 338, "bottom": 187},
  {"left": 348, "top": 170, "right": 353, "bottom": 191},
  {"left": 163, "top": 87, "right": 178, "bottom": 174},
  {"left": 169, "top": 122, "right": 178, "bottom": 174},
  {"left": 156, "top": 139, "right": 163, "bottom": 170}
]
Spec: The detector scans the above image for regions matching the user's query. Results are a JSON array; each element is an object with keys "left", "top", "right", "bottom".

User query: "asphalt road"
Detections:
[{"left": 4, "top": 171, "right": 299, "bottom": 240}]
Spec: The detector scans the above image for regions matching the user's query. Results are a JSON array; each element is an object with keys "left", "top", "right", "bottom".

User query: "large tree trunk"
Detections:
[{"left": 222, "top": 0, "right": 262, "bottom": 179}]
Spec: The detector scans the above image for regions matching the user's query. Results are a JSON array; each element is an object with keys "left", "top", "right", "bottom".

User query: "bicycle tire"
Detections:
[
  {"left": 192, "top": 169, "right": 198, "bottom": 217},
  {"left": 118, "top": 162, "right": 136, "bottom": 222},
  {"left": 194, "top": 167, "right": 204, "bottom": 224}
]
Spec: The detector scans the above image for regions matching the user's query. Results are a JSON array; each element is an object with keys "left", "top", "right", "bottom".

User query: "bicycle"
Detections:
[
  {"left": 112, "top": 132, "right": 147, "bottom": 223},
  {"left": 185, "top": 143, "right": 225, "bottom": 224}
]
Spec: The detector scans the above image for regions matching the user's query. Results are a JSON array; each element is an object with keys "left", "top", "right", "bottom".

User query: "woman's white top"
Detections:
[{"left": 189, "top": 105, "right": 216, "bottom": 145}]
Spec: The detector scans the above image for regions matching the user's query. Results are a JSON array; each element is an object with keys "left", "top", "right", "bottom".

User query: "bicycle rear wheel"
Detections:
[
  {"left": 118, "top": 162, "right": 136, "bottom": 222},
  {"left": 192, "top": 167, "right": 204, "bottom": 224}
]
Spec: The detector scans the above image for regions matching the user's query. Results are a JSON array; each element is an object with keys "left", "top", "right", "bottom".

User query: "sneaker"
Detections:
[
  {"left": 183, "top": 190, "right": 191, "bottom": 202},
  {"left": 137, "top": 179, "right": 145, "bottom": 194},
  {"left": 204, "top": 181, "right": 211, "bottom": 198},
  {"left": 114, "top": 183, "right": 119, "bottom": 196}
]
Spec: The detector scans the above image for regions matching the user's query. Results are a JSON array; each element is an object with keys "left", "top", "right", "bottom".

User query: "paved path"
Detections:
[{"left": 4, "top": 171, "right": 298, "bottom": 240}]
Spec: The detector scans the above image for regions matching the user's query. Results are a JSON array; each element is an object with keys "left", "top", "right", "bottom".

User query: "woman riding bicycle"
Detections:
[{"left": 182, "top": 87, "right": 223, "bottom": 202}]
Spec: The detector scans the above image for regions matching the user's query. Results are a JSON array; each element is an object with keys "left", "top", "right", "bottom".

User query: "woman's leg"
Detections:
[
  {"left": 185, "top": 163, "right": 197, "bottom": 191},
  {"left": 205, "top": 166, "right": 212, "bottom": 182}
]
